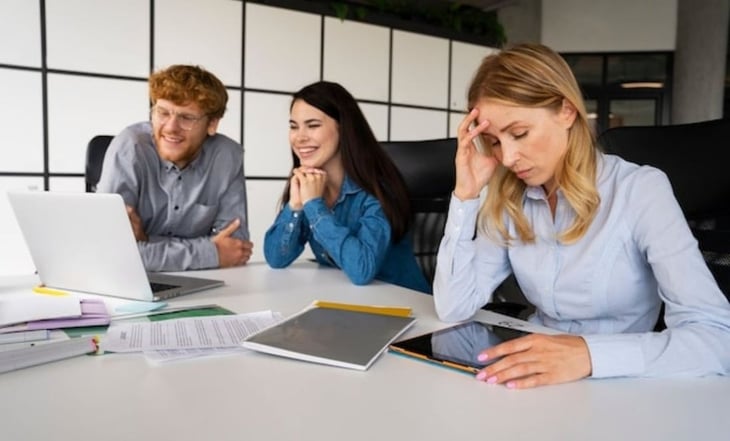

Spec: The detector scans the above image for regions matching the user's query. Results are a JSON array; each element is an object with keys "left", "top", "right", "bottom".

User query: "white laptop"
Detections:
[{"left": 7, "top": 191, "right": 224, "bottom": 302}]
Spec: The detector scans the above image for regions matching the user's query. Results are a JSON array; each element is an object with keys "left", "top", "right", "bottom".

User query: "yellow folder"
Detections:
[{"left": 312, "top": 300, "right": 412, "bottom": 317}]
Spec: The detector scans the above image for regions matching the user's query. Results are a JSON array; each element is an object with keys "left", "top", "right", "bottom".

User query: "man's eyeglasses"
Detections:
[{"left": 150, "top": 105, "right": 206, "bottom": 131}]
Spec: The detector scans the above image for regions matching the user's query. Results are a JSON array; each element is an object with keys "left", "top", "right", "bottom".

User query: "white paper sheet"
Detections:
[
  {"left": 101, "top": 311, "right": 282, "bottom": 353},
  {"left": 143, "top": 347, "right": 250, "bottom": 364},
  {"left": 0, "top": 293, "right": 82, "bottom": 327}
]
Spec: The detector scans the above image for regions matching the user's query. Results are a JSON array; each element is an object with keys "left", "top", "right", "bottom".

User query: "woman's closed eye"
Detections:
[{"left": 511, "top": 131, "right": 527, "bottom": 140}]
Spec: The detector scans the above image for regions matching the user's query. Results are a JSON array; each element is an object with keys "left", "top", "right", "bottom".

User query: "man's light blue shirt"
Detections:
[
  {"left": 434, "top": 153, "right": 730, "bottom": 378},
  {"left": 97, "top": 121, "right": 249, "bottom": 271}
]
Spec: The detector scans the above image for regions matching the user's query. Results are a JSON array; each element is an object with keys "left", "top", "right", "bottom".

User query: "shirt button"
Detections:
[
  {"left": 177, "top": 176, "right": 182, "bottom": 181},
  {"left": 288, "top": 223, "right": 294, "bottom": 228},
  {"left": 174, "top": 205, "right": 179, "bottom": 210}
]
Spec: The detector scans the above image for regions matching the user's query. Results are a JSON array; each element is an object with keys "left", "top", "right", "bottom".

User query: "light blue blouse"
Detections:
[{"left": 434, "top": 153, "right": 730, "bottom": 378}]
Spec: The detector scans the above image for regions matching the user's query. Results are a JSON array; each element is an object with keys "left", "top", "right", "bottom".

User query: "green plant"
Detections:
[{"left": 328, "top": 0, "right": 506, "bottom": 46}]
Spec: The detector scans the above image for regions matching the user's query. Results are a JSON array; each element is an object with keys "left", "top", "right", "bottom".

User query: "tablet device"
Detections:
[{"left": 389, "top": 321, "right": 530, "bottom": 374}]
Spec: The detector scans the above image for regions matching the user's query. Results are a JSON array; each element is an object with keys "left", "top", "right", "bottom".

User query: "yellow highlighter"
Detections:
[{"left": 32, "top": 286, "right": 70, "bottom": 297}]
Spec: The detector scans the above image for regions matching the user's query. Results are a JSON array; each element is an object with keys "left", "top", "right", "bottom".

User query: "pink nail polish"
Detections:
[
  {"left": 506, "top": 381, "right": 516, "bottom": 389},
  {"left": 477, "top": 353, "right": 488, "bottom": 362},
  {"left": 486, "top": 376, "right": 497, "bottom": 384},
  {"left": 476, "top": 371, "right": 487, "bottom": 381}
]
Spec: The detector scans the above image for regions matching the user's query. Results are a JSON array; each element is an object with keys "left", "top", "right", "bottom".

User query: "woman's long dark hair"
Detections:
[{"left": 281, "top": 81, "right": 412, "bottom": 242}]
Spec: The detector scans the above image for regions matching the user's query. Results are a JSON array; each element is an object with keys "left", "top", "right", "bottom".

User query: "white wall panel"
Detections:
[
  {"left": 542, "top": 0, "right": 678, "bottom": 52},
  {"left": 46, "top": 0, "right": 149, "bottom": 76},
  {"left": 218, "top": 89, "right": 242, "bottom": 144},
  {"left": 243, "top": 92, "right": 293, "bottom": 177},
  {"left": 359, "top": 103, "right": 389, "bottom": 142},
  {"left": 246, "top": 179, "right": 285, "bottom": 263},
  {"left": 49, "top": 177, "right": 85, "bottom": 192},
  {"left": 0, "top": 69, "right": 44, "bottom": 172},
  {"left": 47, "top": 74, "right": 148, "bottom": 173},
  {"left": 449, "top": 111, "right": 466, "bottom": 138},
  {"left": 390, "top": 107, "right": 448, "bottom": 141},
  {"left": 245, "top": 4, "right": 321, "bottom": 91},
  {"left": 450, "top": 42, "right": 498, "bottom": 111},
  {"left": 155, "top": 0, "right": 243, "bottom": 87},
  {"left": 391, "top": 30, "right": 449, "bottom": 108},
  {"left": 323, "top": 17, "right": 390, "bottom": 101},
  {"left": 0, "top": 0, "right": 41, "bottom": 67}
]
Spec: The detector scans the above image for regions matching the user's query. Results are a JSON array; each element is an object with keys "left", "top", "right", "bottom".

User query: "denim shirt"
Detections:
[
  {"left": 434, "top": 153, "right": 730, "bottom": 378},
  {"left": 264, "top": 176, "right": 430, "bottom": 293}
]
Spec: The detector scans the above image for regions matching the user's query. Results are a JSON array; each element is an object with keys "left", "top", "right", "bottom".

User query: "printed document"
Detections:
[{"left": 102, "top": 311, "right": 281, "bottom": 353}]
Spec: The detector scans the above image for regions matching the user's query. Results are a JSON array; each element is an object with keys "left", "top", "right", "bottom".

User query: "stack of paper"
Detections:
[
  {"left": 0, "top": 296, "right": 110, "bottom": 334},
  {"left": 102, "top": 311, "right": 283, "bottom": 364}
]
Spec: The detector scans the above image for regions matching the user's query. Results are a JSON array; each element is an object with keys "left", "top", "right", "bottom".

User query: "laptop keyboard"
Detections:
[{"left": 149, "top": 282, "right": 180, "bottom": 293}]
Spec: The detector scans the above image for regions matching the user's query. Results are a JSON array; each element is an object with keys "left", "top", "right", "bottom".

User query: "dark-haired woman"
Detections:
[{"left": 264, "top": 81, "right": 430, "bottom": 294}]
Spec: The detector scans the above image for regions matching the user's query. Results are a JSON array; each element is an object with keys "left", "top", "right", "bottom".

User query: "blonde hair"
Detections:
[{"left": 467, "top": 43, "right": 599, "bottom": 245}]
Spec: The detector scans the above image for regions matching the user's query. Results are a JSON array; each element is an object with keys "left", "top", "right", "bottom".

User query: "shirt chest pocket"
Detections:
[{"left": 183, "top": 203, "right": 218, "bottom": 237}]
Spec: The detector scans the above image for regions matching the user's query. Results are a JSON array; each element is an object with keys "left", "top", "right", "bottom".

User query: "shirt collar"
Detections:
[
  {"left": 337, "top": 175, "right": 362, "bottom": 203},
  {"left": 523, "top": 153, "right": 605, "bottom": 202}
]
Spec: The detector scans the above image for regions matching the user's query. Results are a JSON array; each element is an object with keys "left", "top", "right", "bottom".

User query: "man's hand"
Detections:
[
  {"left": 126, "top": 205, "right": 148, "bottom": 242},
  {"left": 475, "top": 334, "right": 592, "bottom": 389},
  {"left": 211, "top": 218, "right": 253, "bottom": 267}
]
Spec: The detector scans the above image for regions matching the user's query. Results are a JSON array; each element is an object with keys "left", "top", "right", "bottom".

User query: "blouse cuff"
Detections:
[
  {"left": 446, "top": 194, "right": 481, "bottom": 241},
  {"left": 583, "top": 333, "right": 646, "bottom": 378}
]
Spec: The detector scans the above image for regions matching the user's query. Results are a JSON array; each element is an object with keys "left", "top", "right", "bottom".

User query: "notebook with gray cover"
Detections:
[
  {"left": 242, "top": 303, "right": 416, "bottom": 371},
  {"left": 7, "top": 191, "right": 223, "bottom": 301}
]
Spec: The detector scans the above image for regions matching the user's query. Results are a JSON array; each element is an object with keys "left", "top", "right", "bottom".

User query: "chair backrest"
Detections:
[
  {"left": 380, "top": 138, "right": 457, "bottom": 283},
  {"left": 381, "top": 137, "right": 530, "bottom": 317},
  {"left": 598, "top": 118, "right": 730, "bottom": 222},
  {"left": 85, "top": 135, "right": 114, "bottom": 192},
  {"left": 598, "top": 118, "right": 730, "bottom": 302}
]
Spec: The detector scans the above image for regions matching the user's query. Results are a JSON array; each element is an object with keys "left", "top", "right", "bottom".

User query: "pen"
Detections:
[{"left": 32, "top": 286, "right": 69, "bottom": 296}]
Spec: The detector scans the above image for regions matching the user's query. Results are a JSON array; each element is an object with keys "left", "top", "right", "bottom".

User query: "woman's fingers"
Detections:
[{"left": 475, "top": 334, "right": 592, "bottom": 389}]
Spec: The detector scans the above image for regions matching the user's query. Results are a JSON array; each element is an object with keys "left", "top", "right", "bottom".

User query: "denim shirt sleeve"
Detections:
[
  {"left": 303, "top": 196, "right": 391, "bottom": 285},
  {"left": 264, "top": 204, "right": 309, "bottom": 268}
]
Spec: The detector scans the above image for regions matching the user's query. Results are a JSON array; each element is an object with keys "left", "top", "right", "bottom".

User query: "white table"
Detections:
[{"left": 0, "top": 262, "right": 728, "bottom": 441}]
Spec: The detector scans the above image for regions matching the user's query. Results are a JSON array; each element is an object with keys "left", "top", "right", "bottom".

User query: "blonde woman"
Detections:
[{"left": 434, "top": 43, "right": 730, "bottom": 388}]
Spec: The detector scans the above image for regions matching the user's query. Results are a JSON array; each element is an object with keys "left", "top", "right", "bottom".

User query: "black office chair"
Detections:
[
  {"left": 85, "top": 135, "right": 114, "bottom": 192},
  {"left": 598, "top": 118, "right": 730, "bottom": 306},
  {"left": 381, "top": 138, "right": 529, "bottom": 318}
]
